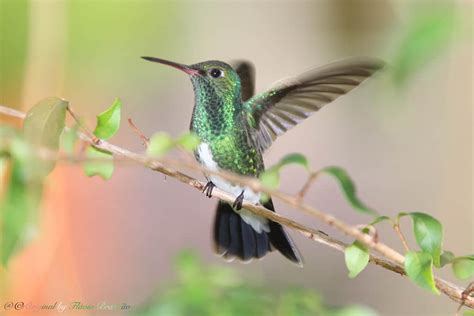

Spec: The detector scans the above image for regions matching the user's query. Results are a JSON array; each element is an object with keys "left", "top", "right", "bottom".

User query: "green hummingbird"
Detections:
[{"left": 142, "top": 56, "right": 384, "bottom": 266}]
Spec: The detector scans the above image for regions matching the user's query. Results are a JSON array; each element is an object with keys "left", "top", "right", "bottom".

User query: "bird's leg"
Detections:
[
  {"left": 233, "top": 190, "right": 245, "bottom": 210},
  {"left": 202, "top": 181, "right": 215, "bottom": 198}
]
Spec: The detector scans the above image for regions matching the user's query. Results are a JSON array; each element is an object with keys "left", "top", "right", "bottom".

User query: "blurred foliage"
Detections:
[
  {"left": 135, "top": 250, "right": 378, "bottom": 316},
  {"left": 147, "top": 131, "right": 200, "bottom": 157},
  {"left": 1, "top": 97, "right": 68, "bottom": 265},
  {"left": 83, "top": 146, "right": 114, "bottom": 180},
  {"left": 23, "top": 97, "right": 68, "bottom": 178},
  {"left": 147, "top": 132, "right": 176, "bottom": 157},
  {"left": 391, "top": 3, "right": 466, "bottom": 87},
  {"left": 0, "top": 0, "right": 29, "bottom": 106},
  {"left": 451, "top": 255, "right": 474, "bottom": 281},
  {"left": 0, "top": 127, "right": 42, "bottom": 266}
]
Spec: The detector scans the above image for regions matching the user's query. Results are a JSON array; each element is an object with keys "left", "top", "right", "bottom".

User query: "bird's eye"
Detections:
[{"left": 209, "top": 68, "right": 223, "bottom": 78}]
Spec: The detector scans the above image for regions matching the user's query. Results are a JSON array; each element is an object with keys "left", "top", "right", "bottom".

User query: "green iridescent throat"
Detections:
[{"left": 189, "top": 67, "right": 264, "bottom": 176}]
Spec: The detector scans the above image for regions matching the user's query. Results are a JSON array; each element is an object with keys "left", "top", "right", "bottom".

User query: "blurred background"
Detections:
[{"left": 0, "top": 0, "right": 472, "bottom": 315}]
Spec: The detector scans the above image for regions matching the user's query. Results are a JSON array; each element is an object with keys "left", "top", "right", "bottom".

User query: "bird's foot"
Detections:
[
  {"left": 202, "top": 181, "right": 215, "bottom": 198},
  {"left": 232, "top": 190, "right": 245, "bottom": 210}
]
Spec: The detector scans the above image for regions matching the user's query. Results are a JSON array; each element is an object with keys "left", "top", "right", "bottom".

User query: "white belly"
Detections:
[{"left": 197, "top": 143, "right": 269, "bottom": 233}]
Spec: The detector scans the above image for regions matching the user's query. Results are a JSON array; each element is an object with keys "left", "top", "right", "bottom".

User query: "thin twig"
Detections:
[
  {"left": 127, "top": 118, "right": 150, "bottom": 147},
  {"left": 0, "top": 104, "right": 472, "bottom": 308},
  {"left": 456, "top": 282, "right": 474, "bottom": 315},
  {"left": 393, "top": 222, "right": 411, "bottom": 252},
  {"left": 297, "top": 171, "right": 319, "bottom": 201},
  {"left": 66, "top": 106, "right": 100, "bottom": 144}
]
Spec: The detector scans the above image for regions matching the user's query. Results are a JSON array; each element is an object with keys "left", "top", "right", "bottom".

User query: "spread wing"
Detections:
[
  {"left": 231, "top": 60, "right": 255, "bottom": 102},
  {"left": 244, "top": 58, "right": 385, "bottom": 152}
]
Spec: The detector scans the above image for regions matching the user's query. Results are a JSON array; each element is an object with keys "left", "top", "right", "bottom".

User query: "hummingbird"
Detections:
[{"left": 142, "top": 56, "right": 384, "bottom": 266}]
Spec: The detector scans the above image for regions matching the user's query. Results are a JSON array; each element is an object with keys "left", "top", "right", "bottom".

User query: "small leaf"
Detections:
[
  {"left": 83, "top": 146, "right": 114, "bottom": 180},
  {"left": 93, "top": 98, "right": 122, "bottom": 140},
  {"left": 259, "top": 153, "right": 309, "bottom": 191},
  {"left": 259, "top": 168, "right": 280, "bottom": 190},
  {"left": 23, "top": 97, "right": 68, "bottom": 150},
  {"left": 147, "top": 132, "right": 174, "bottom": 157},
  {"left": 404, "top": 251, "right": 439, "bottom": 294},
  {"left": 452, "top": 255, "right": 474, "bottom": 280},
  {"left": 319, "top": 166, "right": 378, "bottom": 216},
  {"left": 345, "top": 241, "right": 370, "bottom": 278},
  {"left": 369, "top": 216, "right": 390, "bottom": 226},
  {"left": 176, "top": 133, "right": 200, "bottom": 152},
  {"left": 332, "top": 305, "right": 378, "bottom": 316},
  {"left": 439, "top": 251, "right": 455, "bottom": 267},
  {"left": 400, "top": 212, "right": 443, "bottom": 267},
  {"left": 23, "top": 97, "right": 68, "bottom": 178},
  {"left": 278, "top": 153, "right": 309, "bottom": 170}
]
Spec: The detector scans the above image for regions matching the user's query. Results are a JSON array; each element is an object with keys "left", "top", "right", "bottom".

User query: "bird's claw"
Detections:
[
  {"left": 232, "top": 190, "right": 245, "bottom": 210},
  {"left": 202, "top": 181, "right": 215, "bottom": 198}
]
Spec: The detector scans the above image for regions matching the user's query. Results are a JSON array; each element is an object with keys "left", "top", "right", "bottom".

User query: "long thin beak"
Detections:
[{"left": 141, "top": 56, "right": 199, "bottom": 76}]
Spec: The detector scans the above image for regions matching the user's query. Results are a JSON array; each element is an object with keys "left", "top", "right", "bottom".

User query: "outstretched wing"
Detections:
[
  {"left": 244, "top": 58, "right": 385, "bottom": 152},
  {"left": 231, "top": 60, "right": 255, "bottom": 102}
]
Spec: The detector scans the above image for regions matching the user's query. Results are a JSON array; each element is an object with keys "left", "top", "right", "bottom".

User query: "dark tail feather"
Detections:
[
  {"left": 265, "top": 199, "right": 303, "bottom": 266},
  {"left": 214, "top": 201, "right": 271, "bottom": 261},
  {"left": 213, "top": 199, "right": 303, "bottom": 266}
]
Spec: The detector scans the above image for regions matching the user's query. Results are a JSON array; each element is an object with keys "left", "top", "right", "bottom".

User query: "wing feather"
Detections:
[{"left": 245, "top": 58, "right": 385, "bottom": 152}]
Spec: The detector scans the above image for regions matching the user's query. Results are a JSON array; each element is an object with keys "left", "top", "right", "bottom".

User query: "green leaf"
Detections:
[
  {"left": 93, "top": 98, "right": 122, "bottom": 140},
  {"left": 1, "top": 136, "right": 43, "bottom": 266},
  {"left": 392, "top": 7, "right": 460, "bottom": 86},
  {"left": 176, "top": 133, "right": 200, "bottom": 152},
  {"left": 439, "top": 250, "right": 455, "bottom": 267},
  {"left": 400, "top": 212, "right": 443, "bottom": 267},
  {"left": 464, "top": 310, "right": 474, "bottom": 316},
  {"left": 83, "top": 146, "right": 114, "bottom": 180},
  {"left": 147, "top": 132, "right": 174, "bottom": 157},
  {"left": 319, "top": 166, "right": 378, "bottom": 216},
  {"left": 259, "top": 168, "right": 280, "bottom": 190},
  {"left": 369, "top": 216, "right": 390, "bottom": 226},
  {"left": 23, "top": 97, "right": 68, "bottom": 178},
  {"left": 404, "top": 251, "right": 439, "bottom": 294},
  {"left": 23, "top": 97, "right": 68, "bottom": 150},
  {"left": 331, "top": 305, "right": 378, "bottom": 316},
  {"left": 259, "top": 153, "right": 309, "bottom": 191},
  {"left": 452, "top": 256, "right": 474, "bottom": 280},
  {"left": 277, "top": 153, "right": 309, "bottom": 170},
  {"left": 345, "top": 241, "right": 370, "bottom": 278},
  {"left": 1, "top": 160, "right": 33, "bottom": 266}
]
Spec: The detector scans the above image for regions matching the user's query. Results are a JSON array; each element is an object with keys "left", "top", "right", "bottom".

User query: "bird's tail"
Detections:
[{"left": 213, "top": 199, "right": 303, "bottom": 266}]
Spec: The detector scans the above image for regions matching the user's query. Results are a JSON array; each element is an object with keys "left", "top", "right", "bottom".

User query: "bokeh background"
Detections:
[{"left": 1, "top": 0, "right": 472, "bottom": 315}]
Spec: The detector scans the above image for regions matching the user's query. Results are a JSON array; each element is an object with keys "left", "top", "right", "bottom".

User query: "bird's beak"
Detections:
[{"left": 141, "top": 56, "right": 199, "bottom": 76}]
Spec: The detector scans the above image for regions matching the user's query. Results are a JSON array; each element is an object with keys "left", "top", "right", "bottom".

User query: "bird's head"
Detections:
[{"left": 142, "top": 57, "right": 241, "bottom": 103}]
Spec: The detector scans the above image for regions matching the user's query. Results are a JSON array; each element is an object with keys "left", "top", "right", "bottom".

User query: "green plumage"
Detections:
[{"left": 189, "top": 60, "right": 263, "bottom": 176}]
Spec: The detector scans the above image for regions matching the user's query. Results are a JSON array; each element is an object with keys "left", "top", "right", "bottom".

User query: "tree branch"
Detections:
[{"left": 0, "top": 104, "right": 472, "bottom": 309}]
